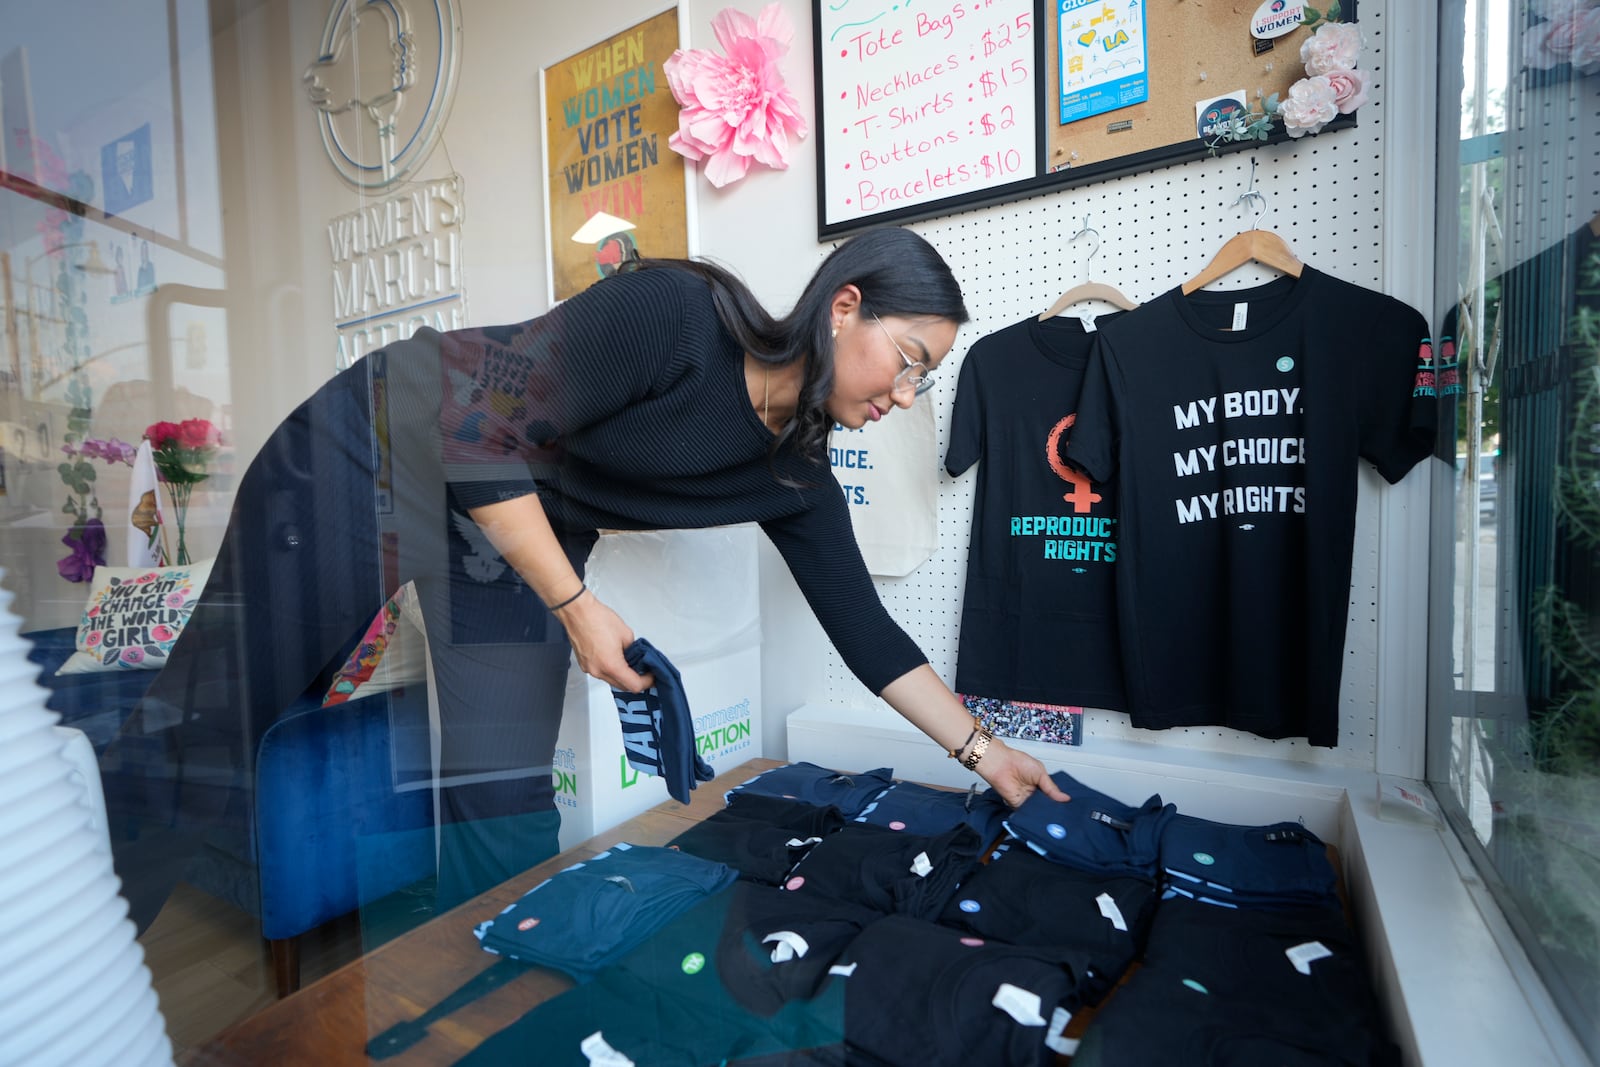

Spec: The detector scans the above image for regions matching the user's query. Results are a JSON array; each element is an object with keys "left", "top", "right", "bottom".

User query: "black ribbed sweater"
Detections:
[{"left": 430, "top": 266, "right": 924, "bottom": 694}]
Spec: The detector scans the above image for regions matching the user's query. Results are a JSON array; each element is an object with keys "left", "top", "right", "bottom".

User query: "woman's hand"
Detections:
[
  {"left": 555, "top": 590, "right": 655, "bottom": 692},
  {"left": 974, "top": 738, "right": 1071, "bottom": 809}
]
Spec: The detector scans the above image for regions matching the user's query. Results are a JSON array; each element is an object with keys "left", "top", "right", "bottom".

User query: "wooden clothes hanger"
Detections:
[
  {"left": 1182, "top": 162, "right": 1304, "bottom": 295},
  {"left": 1040, "top": 217, "right": 1139, "bottom": 321}
]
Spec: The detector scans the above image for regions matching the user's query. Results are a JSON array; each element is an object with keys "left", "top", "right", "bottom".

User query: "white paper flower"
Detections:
[
  {"left": 1301, "top": 22, "right": 1364, "bottom": 77},
  {"left": 1279, "top": 75, "right": 1339, "bottom": 138}
]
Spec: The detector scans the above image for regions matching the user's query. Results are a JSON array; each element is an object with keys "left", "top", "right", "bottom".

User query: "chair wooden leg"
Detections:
[{"left": 269, "top": 937, "right": 300, "bottom": 998}]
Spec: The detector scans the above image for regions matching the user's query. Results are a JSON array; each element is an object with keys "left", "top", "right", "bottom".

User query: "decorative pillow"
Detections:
[
  {"left": 322, "top": 581, "right": 429, "bottom": 705},
  {"left": 55, "top": 559, "right": 215, "bottom": 674}
]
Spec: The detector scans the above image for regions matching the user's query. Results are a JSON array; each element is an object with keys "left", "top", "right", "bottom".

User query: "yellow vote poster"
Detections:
[{"left": 543, "top": 8, "right": 688, "bottom": 302}]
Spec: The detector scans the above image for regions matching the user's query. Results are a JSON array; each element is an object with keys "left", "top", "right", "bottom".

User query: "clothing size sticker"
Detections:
[
  {"left": 1286, "top": 940, "right": 1333, "bottom": 975},
  {"left": 1096, "top": 892, "right": 1129, "bottom": 932},
  {"left": 992, "top": 983, "right": 1048, "bottom": 1026}
]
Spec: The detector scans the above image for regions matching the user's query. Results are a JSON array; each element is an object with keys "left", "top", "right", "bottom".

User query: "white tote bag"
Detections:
[{"left": 828, "top": 396, "right": 938, "bottom": 577}]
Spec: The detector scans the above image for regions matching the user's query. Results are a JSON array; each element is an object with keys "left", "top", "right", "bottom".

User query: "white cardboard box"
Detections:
[
  {"left": 550, "top": 526, "right": 763, "bottom": 850},
  {"left": 552, "top": 641, "right": 761, "bottom": 850}
]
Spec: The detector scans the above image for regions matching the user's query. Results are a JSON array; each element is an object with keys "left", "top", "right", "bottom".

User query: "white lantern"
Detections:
[{"left": 0, "top": 578, "right": 174, "bottom": 1067}]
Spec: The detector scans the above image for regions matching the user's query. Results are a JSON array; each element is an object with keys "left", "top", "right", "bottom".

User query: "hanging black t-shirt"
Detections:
[
  {"left": 1066, "top": 269, "right": 1436, "bottom": 746},
  {"left": 945, "top": 314, "right": 1127, "bottom": 711}
]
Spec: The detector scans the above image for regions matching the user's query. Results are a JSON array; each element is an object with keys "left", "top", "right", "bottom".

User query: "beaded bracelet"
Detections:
[{"left": 948, "top": 723, "right": 980, "bottom": 761}]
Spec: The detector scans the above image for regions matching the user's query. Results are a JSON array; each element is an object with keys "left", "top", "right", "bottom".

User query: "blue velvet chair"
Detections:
[{"left": 26, "top": 627, "right": 439, "bottom": 996}]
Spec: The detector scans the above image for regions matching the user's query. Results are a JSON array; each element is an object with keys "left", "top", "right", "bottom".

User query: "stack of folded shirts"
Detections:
[
  {"left": 473, "top": 842, "right": 736, "bottom": 981},
  {"left": 1159, "top": 814, "right": 1341, "bottom": 910},
  {"left": 1002, "top": 771, "right": 1174, "bottom": 880},
  {"left": 852, "top": 780, "right": 1012, "bottom": 846},
  {"left": 780, "top": 822, "right": 983, "bottom": 920},
  {"left": 667, "top": 793, "right": 846, "bottom": 885},
  {"left": 725, "top": 762, "right": 895, "bottom": 816},
  {"left": 1072, "top": 895, "right": 1399, "bottom": 1066},
  {"left": 936, "top": 843, "right": 1157, "bottom": 1002}
]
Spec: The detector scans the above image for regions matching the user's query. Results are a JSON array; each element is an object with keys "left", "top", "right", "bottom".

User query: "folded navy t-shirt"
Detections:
[{"left": 611, "top": 638, "right": 716, "bottom": 803}]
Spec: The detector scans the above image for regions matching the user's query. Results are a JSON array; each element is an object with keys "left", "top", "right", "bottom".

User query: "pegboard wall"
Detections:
[{"left": 819, "top": 1, "right": 1400, "bottom": 771}]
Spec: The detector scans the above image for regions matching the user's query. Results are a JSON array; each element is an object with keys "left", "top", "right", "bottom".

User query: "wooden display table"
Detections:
[{"left": 184, "top": 758, "right": 784, "bottom": 1066}]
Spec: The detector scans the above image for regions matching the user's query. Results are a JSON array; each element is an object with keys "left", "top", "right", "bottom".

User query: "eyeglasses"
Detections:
[{"left": 872, "top": 314, "right": 936, "bottom": 396}]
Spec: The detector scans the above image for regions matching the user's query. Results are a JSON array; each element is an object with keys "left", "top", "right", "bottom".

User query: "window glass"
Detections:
[{"left": 1431, "top": 1, "right": 1600, "bottom": 1057}]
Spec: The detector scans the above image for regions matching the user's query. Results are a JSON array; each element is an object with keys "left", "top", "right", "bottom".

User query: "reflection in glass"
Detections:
[{"left": 1432, "top": 1, "right": 1600, "bottom": 1058}]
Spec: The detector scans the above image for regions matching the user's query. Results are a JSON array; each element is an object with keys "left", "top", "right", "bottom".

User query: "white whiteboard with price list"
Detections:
[{"left": 813, "top": 0, "right": 1041, "bottom": 237}]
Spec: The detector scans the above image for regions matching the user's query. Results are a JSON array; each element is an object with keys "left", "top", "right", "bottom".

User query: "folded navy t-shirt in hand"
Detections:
[{"left": 612, "top": 638, "right": 716, "bottom": 804}]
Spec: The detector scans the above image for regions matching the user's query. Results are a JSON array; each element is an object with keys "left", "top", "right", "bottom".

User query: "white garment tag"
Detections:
[
  {"left": 1045, "top": 1006, "right": 1077, "bottom": 1055},
  {"left": 581, "top": 1031, "right": 636, "bottom": 1066},
  {"left": 762, "top": 931, "right": 810, "bottom": 963},
  {"left": 1285, "top": 940, "right": 1333, "bottom": 975},
  {"left": 1077, "top": 309, "right": 1098, "bottom": 332},
  {"left": 910, "top": 851, "right": 933, "bottom": 877},
  {"left": 828, "top": 962, "right": 858, "bottom": 977},
  {"left": 991, "top": 983, "right": 1048, "bottom": 1026},
  {"left": 1231, "top": 302, "right": 1249, "bottom": 330},
  {"left": 1095, "top": 892, "right": 1129, "bottom": 932},
  {"left": 784, "top": 836, "right": 823, "bottom": 848}
]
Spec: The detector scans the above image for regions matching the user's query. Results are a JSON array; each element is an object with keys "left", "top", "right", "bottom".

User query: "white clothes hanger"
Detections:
[
  {"left": 1039, "top": 215, "right": 1139, "bottom": 321},
  {"left": 1183, "top": 158, "right": 1304, "bottom": 295}
]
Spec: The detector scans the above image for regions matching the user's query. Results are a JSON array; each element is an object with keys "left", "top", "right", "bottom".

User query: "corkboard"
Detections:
[
  {"left": 810, "top": 1, "right": 1358, "bottom": 237},
  {"left": 1043, "top": 2, "right": 1352, "bottom": 175}
]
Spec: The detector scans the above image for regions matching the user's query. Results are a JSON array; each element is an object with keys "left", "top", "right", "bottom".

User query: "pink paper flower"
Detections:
[
  {"left": 1323, "top": 68, "right": 1368, "bottom": 114},
  {"left": 1279, "top": 76, "right": 1339, "bottom": 138},
  {"left": 664, "top": 3, "right": 809, "bottom": 188},
  {"left": 1523, "top": 5, "right": 1600, "bottom": 71},
  {"left": 1300, "top": 21, "right": 1364, "bottom": 77}
]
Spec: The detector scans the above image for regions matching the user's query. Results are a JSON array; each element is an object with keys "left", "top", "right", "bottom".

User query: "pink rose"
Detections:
[
  {"left": 177, "top": 418, "right": 221, "bottom": 450},
  {"left": 1323, "top": 68, "right": 1368, "bottom": 114},
  {"left": 135, "top": 571, "right": 156, "bottom": 583},
  {"left": 1279, "top": 76, "right": 1339, "bottom": 138},
  {"left": 85, "top": 631, "right": 101, "bottom": 647},
  {"left": 150, "top": 624, "right": 175, "bottom": 642},
  {"left": 166, "top": 591, "right": 187, "bottom": 607},
  {"left": 1300, "top": 22, "right": 1364, "bottom": 77},
  {"left": 120, "top": 647, "right": 146, "bottom": 665},
  {"left": 145, "top": 421, "right": 182, "bottom": 449}
]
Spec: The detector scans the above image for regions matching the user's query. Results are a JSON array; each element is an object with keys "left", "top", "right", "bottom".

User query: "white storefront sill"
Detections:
[{"left": 786, "top": 703, "right": 1592, "bottom": 1067}]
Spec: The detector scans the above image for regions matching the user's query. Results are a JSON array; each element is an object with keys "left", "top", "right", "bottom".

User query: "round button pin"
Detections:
[
  {"left": 682, "top": 953, "right": 706, "bottom": 975},
  {"left": 1047, "top": 823, "right": 1067, "bottom": 839},
  {"left": 517, "top": 917, "right": 540, "bottom": 931},
  {"left": 959, "top": 899, "right": 981, "bottom": 913},
  {"left": 1276, "top": 356, "right": 1294, "bottom": 372},
  {"left": 1193, "top": 852, "right": 1216, "bottom": 865},
  {"left": 785, "top": 876, "right": 805, "bottom": 891}
]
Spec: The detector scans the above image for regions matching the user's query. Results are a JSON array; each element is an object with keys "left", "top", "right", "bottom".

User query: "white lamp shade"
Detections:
[{"left": 0, "top": 576, "right": 174, "bottom": 1067}]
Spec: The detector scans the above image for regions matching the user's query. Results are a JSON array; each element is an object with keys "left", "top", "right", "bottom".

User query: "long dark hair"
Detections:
[{"left": 629, "top": 227, "right": 968, "bottom": 458}]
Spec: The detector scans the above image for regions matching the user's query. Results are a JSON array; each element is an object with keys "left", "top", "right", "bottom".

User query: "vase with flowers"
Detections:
[{"left": 144, "top": 418, "right": 221, "bottom": 566}]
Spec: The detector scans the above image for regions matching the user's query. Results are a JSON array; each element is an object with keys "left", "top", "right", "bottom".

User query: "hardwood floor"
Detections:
[{"left": 141, "top": 881, "right": 431, "bottom": 1060}]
